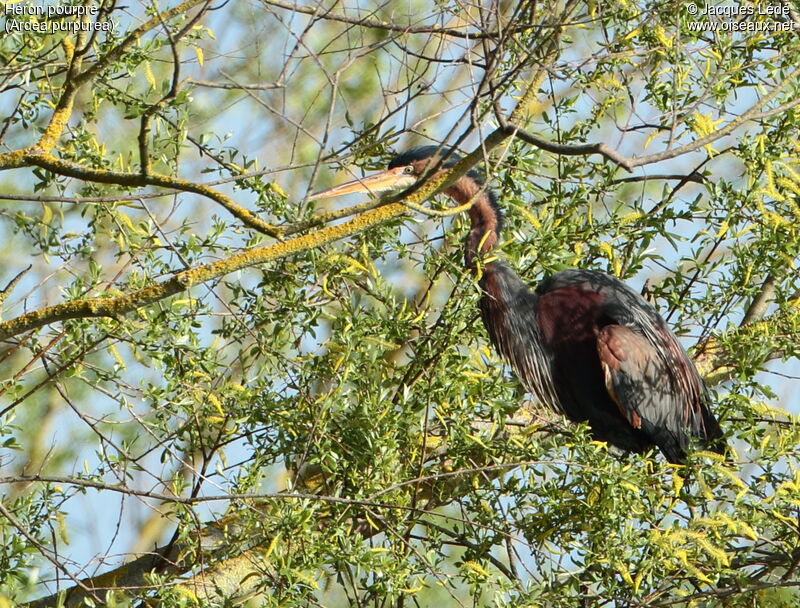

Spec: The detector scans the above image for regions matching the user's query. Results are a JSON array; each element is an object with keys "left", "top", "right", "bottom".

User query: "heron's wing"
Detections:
[{"left": 596, "top": 324, "right": 692, "bottom": 462}]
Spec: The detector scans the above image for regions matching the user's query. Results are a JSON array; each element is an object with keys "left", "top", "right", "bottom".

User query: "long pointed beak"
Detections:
[{"left": 311, "top": 167, "right": 408, "bottom": 200}]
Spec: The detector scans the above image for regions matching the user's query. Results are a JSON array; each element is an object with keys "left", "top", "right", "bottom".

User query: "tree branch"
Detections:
[
  {"left": 496, "top": 64, "right": 800, "bottom": 173},
  {"left": 35, "top": 0, "right": 211, "bottom": 154},
  {"left": 20, "top": 151, "right": 282, "bottom": 237},
  {"left": 741, "top": 275, "right": 778, "bottom": 326},
  {"left": 259, "top": 0, "right": 560, "bottom": 40},
  {"left": 0, "top": 201, "right": 405, "bottom": 342},
  {"left": 185, "top": 77, "right": 284, "bottom": 90}
]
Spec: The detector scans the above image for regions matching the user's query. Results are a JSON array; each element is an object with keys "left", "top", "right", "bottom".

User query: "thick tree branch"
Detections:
[
  {"left": 741, "top": 275, "right": 778, "bottom": 326},
  {"left": 497, "top": 64, "right": 800, "bottom": 172},
  {"left": 509, "top": 127, "right": 636, "bottom": 171},
  {"left": 0, "top": 202, "right": 404, "bottom": 342},
  {"left": 0, "top": 128, "right": 522, "bottom": 343},
  {"left": 20, "top": 152, "right": 282, "bottom": 237}
]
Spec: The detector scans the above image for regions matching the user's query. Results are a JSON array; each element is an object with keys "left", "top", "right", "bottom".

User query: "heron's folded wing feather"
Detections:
[{"left": 596, "top": 324, "right": 687, "bottom": 462}]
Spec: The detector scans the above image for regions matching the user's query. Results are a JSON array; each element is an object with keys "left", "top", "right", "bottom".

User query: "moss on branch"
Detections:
[
  {"left": 0, "top": 202, "right": 409, "bottom": 342},
  {"left": 23, "top": 152, "right": 282, "bottom": 237},
  {"left": 0, "top": 128, "right": 519, "bottom": 343}
]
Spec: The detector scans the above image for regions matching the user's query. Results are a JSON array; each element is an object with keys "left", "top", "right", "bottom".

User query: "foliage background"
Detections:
[{"left": 1, "top": 0, "right": 800, "bottom": 606}]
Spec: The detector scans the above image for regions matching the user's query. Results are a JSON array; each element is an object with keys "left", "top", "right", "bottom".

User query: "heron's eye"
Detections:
[{"left": 403, "top": 165, "right": 415, "bottom": 175}]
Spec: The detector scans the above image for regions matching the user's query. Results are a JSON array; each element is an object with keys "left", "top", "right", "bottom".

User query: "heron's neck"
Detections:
[{"left": 445, "top": 180, "right": 501, "bottom": 271}]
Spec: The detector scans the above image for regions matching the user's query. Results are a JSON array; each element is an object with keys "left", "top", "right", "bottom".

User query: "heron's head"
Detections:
[{"left": 311, "top": 146, "right": 463, "bottom": 200}]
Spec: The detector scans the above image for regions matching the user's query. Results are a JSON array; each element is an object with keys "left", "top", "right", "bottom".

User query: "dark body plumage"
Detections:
[
  {"left": 479, "top": 263, "right": 723, "bottom": 462},
  {"left": 394, "top": 147, "right": 724, "bottom": 463},
  {"left": 316, "top": 146, "right": 725, "bottom": 463}
]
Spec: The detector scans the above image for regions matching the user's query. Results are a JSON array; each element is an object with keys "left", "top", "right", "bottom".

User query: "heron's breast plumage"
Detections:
[{"left": 479, "top": 262, "right": 563, "bottom": 414}]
